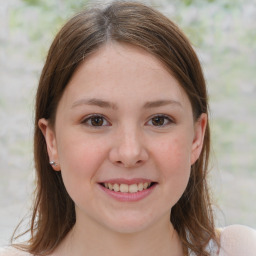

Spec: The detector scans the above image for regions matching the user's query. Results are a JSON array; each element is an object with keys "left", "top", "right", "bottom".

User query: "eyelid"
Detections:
[
  {"left": 145, "top": 114, "right": 175, "bottom": 127},
  {"left": 81, "top": 114, "right": 111, "bottom": 127},
  {"left": 80, "top": 113, "right": 174, "bottom": 128}
]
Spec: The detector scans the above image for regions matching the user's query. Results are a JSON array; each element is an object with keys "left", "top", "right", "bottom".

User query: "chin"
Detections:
[{"left": 101, "top": 212, "right": 163, "bottom": 234}]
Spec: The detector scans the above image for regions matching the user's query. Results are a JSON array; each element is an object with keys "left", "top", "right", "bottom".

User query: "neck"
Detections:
[{"left": 54, "top": 214, "right": 183, "bottom": 256}]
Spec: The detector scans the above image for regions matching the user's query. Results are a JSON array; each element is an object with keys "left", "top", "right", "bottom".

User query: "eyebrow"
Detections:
[
  {"left": 71, "top": 98, "right": 182, "bottom": 110},
  {"left": 72, "top": 98, "right": 118, "bottom": 110},
  {"left": 143, "top": 99, "right": 182, "bottom": 109}
]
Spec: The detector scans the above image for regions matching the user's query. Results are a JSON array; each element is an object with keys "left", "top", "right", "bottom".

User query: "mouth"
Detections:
[
  {"left": 100, "top": 182, "right": 156, "bottom": 193},
  {"left": 98, "top": 179, "right": 157, "bottom": 202}
]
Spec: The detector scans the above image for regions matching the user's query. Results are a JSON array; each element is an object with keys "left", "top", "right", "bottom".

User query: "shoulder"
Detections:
[
  {"left": 218, "top": 224, "right": 256, "bottom": 256},
  {"left": 0, "top": 247, "right": 31, "bottom": 256}
]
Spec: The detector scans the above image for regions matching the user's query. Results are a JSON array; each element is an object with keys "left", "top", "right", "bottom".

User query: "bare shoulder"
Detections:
[
  {"left": 219, "top": 225, "right": 256, "bottom": 256},
  {"left": 0, "top": 247, "right": 31, "bottom": 256}
]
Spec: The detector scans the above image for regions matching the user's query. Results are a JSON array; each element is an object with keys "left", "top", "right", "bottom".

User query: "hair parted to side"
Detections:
[{"left": 12, "top": 1, "right": 218, "bottom": 255}]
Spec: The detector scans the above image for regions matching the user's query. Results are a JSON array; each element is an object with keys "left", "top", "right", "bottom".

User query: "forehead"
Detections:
[
  {"left": 71, "top": 42, "right": 173, "bottom": 84},
  {"left": 59, "top": 42, "right": 191, "bottom": 110}
]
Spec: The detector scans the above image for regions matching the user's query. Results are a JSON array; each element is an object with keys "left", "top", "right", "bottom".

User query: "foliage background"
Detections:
[{"left": 0, "top": 0, "right": 255, "bottom": 246}]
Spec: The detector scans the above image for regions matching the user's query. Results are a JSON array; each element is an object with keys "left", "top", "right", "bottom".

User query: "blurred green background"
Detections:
[{"left": 0, "top": 0, "right": 255, "bottom": 246}]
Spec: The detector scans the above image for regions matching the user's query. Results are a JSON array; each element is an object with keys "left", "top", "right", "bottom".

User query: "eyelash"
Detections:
[
  {"left": 81, "top": 114, "right": 111, "bottom": 128},
  {"left": 81, "top": 114, "right": 174, "bottom": 128},
  {"left": 146, "top": 114, "right": 174, "bottom": 127}
]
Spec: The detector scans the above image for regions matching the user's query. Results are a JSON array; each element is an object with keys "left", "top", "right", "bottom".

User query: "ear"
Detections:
[
  {"left": 190, "top": 113, "right": 207, "bottom": 165},
  {"left": 38, "top": 118, "right": 61, "bottom": 171}
]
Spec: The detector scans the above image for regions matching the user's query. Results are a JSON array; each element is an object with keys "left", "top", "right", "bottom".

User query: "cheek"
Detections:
[
  {"left": 58, "top": 130, "right": 107, "bottom": 169},
  {"left": 156, "top": 136, "right": 192, "bottom": 171},
  {"left": 56, "top": 133, "right": 109, "bottom": 194},
  {"left": 154, "top": 136, "right": 192, "bottom": 201}
]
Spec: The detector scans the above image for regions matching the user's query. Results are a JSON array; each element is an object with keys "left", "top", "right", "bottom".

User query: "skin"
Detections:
[{"left": 39, "top": 42, "right": 207, "bottom": 256}]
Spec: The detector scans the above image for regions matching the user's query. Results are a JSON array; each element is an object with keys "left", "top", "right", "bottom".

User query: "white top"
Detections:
[{"left": 0, "top": 225, "right": 256, "bottom": 256}]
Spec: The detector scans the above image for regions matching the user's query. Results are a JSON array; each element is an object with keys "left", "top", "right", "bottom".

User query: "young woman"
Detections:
[{"left": 1, "top": 1, "right": 256, "bottom": 256}]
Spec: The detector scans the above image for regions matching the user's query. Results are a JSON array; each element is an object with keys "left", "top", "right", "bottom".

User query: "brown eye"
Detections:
[
  {"left": 152, "top": 116, "right": 165, "bottom": 126},
  {"left": 91, "top": 116, "right": 104, "bottom": 126},
  {"left": 147, "top": 115, "right": 173, "bottom": 127},
  {"left": 82, "top": 115, "right": 110, "bottom": 127}
]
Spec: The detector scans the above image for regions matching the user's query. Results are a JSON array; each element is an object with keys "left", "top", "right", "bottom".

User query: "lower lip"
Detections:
[{"left": 98, "top": 183, "right": 157, "bottom": 202}]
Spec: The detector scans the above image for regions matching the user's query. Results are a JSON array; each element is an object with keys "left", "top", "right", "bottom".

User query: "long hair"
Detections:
[{"left": 12, "top": 2, "right": 218, "bottom": 255}]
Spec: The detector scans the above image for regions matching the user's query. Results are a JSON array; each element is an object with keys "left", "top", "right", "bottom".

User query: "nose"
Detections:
[{"left": 109, "top": 127, "right": 149, "bottom": 168}]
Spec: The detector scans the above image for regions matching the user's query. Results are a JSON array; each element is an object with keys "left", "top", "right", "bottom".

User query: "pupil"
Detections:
[
  {"left": 91, "top": 116, "right": 103, "bottom": 126},
  {"left": 152, "top": 116, "right": 164, "bottom": 126}
]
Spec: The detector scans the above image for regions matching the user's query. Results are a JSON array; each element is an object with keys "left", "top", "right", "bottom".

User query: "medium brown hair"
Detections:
[{"left": 12, "top": 1, "right": 218, "bottom": 255}]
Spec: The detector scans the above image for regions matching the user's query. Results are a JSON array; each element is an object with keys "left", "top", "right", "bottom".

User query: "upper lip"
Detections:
[{"left": 98, "top": 178, "right": 155, "bottom": 185}]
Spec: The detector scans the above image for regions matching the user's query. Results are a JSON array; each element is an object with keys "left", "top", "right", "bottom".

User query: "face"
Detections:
[{"left": 39, "top": 43, "right": 206, "bottom": 234}]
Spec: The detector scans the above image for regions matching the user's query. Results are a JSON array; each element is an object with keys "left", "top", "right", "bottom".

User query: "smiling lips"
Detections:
[
  {"left": 99, "top": 179, "right": 156, "bottom": 202},
  {"left": 103, "top": 182, "right": 152, "bottom": 193}
]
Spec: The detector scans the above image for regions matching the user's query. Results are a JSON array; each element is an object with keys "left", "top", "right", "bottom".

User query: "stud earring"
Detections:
[{"left": 49, "top": 161, "right": 58, "bottom": 167}]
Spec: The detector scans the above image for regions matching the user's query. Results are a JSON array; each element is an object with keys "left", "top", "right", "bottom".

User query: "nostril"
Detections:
[{"left": 115, "top": 160, "right": 142, "bottom": 168}]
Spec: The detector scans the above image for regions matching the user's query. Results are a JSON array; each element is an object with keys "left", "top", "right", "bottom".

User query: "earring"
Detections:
[{"left": 49, "top": 161, "right": 58, "bottom": 167}]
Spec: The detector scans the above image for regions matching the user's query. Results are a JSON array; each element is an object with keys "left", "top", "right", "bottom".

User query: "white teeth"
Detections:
[
  {"left": 138, "top": 183, "right": 144, "bottom": 191},
  {"left": 113, "top": 183, "right": 119, "bottom": 192},
  {"left": 103, "top": 182, "right": 152, "bottom": 193},
  {"left": 143, "top": 182, "right": 149, "bottom": 189},
  {"left": 120, "top": 184, "right": 129, "bottom": 193},
  {"left": 129, "top": 184, "right": 138, "bottom": 193}
]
